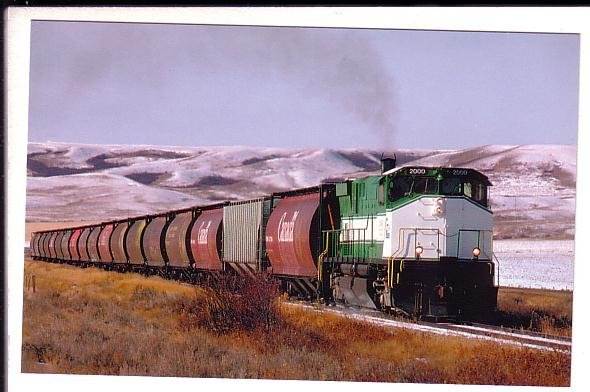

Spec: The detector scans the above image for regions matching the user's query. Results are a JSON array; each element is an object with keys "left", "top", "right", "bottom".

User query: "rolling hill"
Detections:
[{"left": 26, "top": 142, "right": 577, "bottom": 239}]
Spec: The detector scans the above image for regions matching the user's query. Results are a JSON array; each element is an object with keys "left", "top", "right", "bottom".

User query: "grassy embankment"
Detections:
[
  {"left": 21, "top": 259, "right": 571, "bottom": 385},
  {"left": 495, "top": 287, "right": 572, "bottom": 337}
]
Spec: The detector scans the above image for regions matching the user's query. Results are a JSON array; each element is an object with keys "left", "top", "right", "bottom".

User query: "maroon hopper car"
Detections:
[
  {"left": 78, "top": 227, "right": 92, "bottom": 262},
  {"left": 265, "top": 192, "right": 321, "bottom": 277},
  {"left": 110, "top": 222, "right": 129, "bottom": 263},
  {"left": 126, "top": 219, "right": 147, "bottom": 265},
  {"left": 190, "top": 208, "right": 223, "bottom": 271},
  {"left": 165, "top": 210, "right": 194, "bottom": 268},
  {"left": 142, "top": 216, "right": 168, "bottom": 267},
  {"left": 69, "top": 229, "right": 82, "bottom": 261}
]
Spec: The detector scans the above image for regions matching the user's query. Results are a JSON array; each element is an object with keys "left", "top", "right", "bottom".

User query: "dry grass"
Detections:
[
  {"left": 21, "top": 259, "right": 571, "bottom": 385},
  {"left": 495, "top": 287, "right": 572, "bottom": 337}
]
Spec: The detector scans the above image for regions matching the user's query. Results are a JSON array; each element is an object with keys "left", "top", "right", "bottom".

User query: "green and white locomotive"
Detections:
[{"left": 323, "top": 158, "right": 498, "bottom": 319}]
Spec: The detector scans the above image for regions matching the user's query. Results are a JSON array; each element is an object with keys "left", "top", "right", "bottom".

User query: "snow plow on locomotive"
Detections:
[{"left": 30, "top": 162, "right": 498, "bottom": 320}]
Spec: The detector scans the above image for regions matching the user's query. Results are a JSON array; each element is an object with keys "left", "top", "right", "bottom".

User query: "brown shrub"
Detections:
[{"left": 177, "top": 272, "right": 281, "bottom": 334}]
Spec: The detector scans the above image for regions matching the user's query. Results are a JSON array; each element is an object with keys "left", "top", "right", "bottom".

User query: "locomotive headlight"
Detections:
[
  {"left": 432, "top": 198, "right": 445, "bottom": 216},
  {"left": 472, "top": 247, "right": 481, "bottom": 258},
  {"left": 433, "top": 199, "right": 445, "bottom": 216},
  {"left": 415, "top": 245, "right": 424, "bottom": 258}
]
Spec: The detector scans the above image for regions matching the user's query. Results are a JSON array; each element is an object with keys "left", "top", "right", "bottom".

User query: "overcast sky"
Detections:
[{"left": 28, "top": 21, "right": 580, "bottom": 150}]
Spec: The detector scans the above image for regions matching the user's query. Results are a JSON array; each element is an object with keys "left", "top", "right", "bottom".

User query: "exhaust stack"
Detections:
[{"left": 381, "top": 153, "right": 397, "bottom": 174}]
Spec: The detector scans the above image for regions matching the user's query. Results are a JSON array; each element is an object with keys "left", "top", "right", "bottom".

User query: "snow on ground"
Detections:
[
  {"left": 494, "top": 240, "right": 574, "bottom": 290},
  {"left": 492, "top": 195, "right": 576, "bottom": 221},
  {"left": 26, "top": 172, "right": 205, "bottom": 221},
  {"left": 63, "top": 144, "right": 113, "bottom": 164}
]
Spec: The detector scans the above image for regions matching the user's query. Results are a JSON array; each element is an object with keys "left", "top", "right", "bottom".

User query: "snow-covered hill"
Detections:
[
  {"left": 408, "top": 145, "right": 577, "bottom": 239},
  {"left": 26, "top": 142, "right": 577, "bottom": 239}
]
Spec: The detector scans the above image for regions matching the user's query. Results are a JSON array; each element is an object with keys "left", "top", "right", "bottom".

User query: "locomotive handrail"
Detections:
[
  {"left": 321, "top": 229, "right": 339, "bottom": 259},
  {"left": 391, "top": 227, "right": 441, "bottom": 261},
  {"left": 322, "top": 227, "right": 369, "bottom": 260},
  {"left": 386, "top": 256, "right": 405, "bottom": 287},
  {"left": 389, "top": 228, "right": 409, "bottom": 263},
  {"left": 387, "top": 254, "right": 395, "bottom": 287},
  {"left": 492, "top": 252, "right": 501, "bottom": 287},
  {"left": 317, "top": 231, "right": 331, "bottom": 282},
  {"left": 390, "top": 227, "right": 493, "bottom": 262}
]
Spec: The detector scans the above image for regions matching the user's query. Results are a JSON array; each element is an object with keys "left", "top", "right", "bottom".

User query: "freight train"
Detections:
[{"left": 30, "top": 159, "right": 499, "bottom": 320}]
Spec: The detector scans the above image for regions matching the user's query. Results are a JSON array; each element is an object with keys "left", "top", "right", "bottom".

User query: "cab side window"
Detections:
[
  {"left": 460, "top": 180, "right": 488, "bottom": 206},
  {"left": 463, "top": 182, "right": 472, "bottom": 198},
  {"left": 473, "top": 182, "right": 487, "bottom": 205}
]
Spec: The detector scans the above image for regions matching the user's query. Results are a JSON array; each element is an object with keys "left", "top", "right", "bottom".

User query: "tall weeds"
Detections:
[
  {"left": 177, "top": 272, "right": 281, "bottom": 334},
  {"left": 495, "top": 287, "right": 573, "bottom": 336}
]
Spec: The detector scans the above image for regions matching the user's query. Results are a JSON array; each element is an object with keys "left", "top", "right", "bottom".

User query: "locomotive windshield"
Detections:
[
  {"left": 440, "top": 177, "right": 488, "bottom": 205},
  {"left": 413, "top": 176, "right": 438, "bottom": 194},
  {"left": 440, "top": 177, "right": 462, "bottom": 195},
  {"left": 389, "top": 174, "right": 489, "bottom": 207},
  {"left": 389, "top": 176, "right": 413, "bottom": 200}
]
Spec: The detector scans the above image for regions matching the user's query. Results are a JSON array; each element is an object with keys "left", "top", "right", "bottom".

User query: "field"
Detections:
[
  {"left": 495, "top": 287, "right": 572, "bottom": 337},
  {"left": 21, "top": 258, "right": 571, "bottom": 385}
]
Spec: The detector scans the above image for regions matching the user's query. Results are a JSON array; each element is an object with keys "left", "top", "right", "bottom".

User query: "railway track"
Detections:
[
  {"left": 434, "top": 321, "right": 571, "bottom": 352},
  {"left": 285, "top": 301, "right": 571, "bottom": 354}
]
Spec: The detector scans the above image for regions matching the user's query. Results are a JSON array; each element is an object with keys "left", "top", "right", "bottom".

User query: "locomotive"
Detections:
[{"left": 30, "top": 159, "right": 498, "bottom": 320}]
